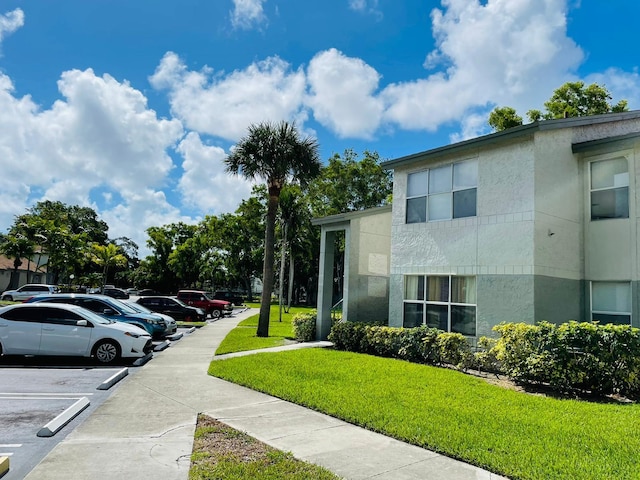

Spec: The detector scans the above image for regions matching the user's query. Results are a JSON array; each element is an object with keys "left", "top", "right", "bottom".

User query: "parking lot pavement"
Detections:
[
  {"left": 0, "top": 364, "right": 125, "bottom": 480},
  {"left": 0, "top": 329, "right": 193, "bottom": 480}
]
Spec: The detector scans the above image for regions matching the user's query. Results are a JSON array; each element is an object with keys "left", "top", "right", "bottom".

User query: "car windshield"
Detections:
[
  {"left": 202, "top": 292, "right": 214, "bottom": 300},
  {"left": 174, "top": 298, "right": 190, "bottom": 307},
  {"left": 105, "top": 298, "right": 138, "bottom": 314},
  {"left": 126, "top": 301, "right": 151, "bottom": 313}
]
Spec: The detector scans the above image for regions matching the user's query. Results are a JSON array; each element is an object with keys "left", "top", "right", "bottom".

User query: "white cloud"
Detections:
[
  {"left": 0, "top": 67, "right": 185, "bottom": 254},
  {"left": 176, "top": 132, "right": 253, "bottom": 213},
  {"left": 585, "top": 68, "right": 640, "bottom": 111},
  {"left": 231, "top": 0, "right": 267, "bottom": 30},
  {"left": 382, "top": 0, "right": 585, "bottom": 133},
  {"left": 306, "top": 48, "right": 384, "bottom": 139},
  {"left": 0, "top": 8, "right": 24, "bottom": 45},
  {"left": 150, "top": 52, "right": 307, "bottom": 141}
]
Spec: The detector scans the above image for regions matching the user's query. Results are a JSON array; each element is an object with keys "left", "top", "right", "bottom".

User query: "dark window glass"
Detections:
[
  {"left": 592, "top": 313, "right": 631, "bottom": 325},
  {"left": 42, "top": 308, "right": 84, "bottom": 325},
  {"left": 406, "top": 197, "right": 427, "bottom": 223},
  {"left": 403, "top": 303, "right": 423, "bottom": 328},
  {"left": 451, "top": 305, "right": 476, "bottom": 336},
  {"left": 1, "top": 307, "right": 42, "bottom": 322},
  {"left": 426, "top": 304, "right": 448, "bottom": 331},
  {"left": 453, "top": 188, "right": 477, "bottom": 219}
]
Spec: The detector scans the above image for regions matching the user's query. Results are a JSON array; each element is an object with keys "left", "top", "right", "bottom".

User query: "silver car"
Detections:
[
  {"left": 0, "top": 303, "right": 153, "bottom": 364},
  {"left": 1, "top": 284, "right": 59, "bottom": 302}
]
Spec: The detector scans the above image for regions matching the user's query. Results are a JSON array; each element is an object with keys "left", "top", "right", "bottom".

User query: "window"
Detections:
[
  {"left": 403, "top": 275, "right": 477, "bottom": 335},
  {"left": 590, "top": 157, "right": 629, "bottom": 220},
  {"left": 591, "top": 281, "right": 631, "bottom": 325},
  {"left": 406, "top": 160, "right": 477, "bottom": 223}
]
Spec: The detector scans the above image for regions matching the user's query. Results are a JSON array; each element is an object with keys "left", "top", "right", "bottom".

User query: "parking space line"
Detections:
[{"left": 0, "top": 393, "right": 95, "bottom": 396}]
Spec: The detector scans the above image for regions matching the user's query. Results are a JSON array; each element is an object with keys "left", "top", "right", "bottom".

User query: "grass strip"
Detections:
[
  {"left": 189, "top": 414, "right": 340, "bottom": 480},
  {"left": 208, "top": 348, "right": 640, "bottom": 480},
  {"left": 215, "top": 305, "right": 313, "bottom": 355}
]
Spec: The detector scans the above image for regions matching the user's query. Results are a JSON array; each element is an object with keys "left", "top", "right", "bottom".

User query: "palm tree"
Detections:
[
  {"left": 225, "top": 121, "right": 321, "bottom": 337},
  {"left": 90, "top": 243, "right": 128, "bottom": 290}
]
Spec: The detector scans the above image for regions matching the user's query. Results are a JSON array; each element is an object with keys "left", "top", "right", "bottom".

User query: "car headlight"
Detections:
[
  {"left": 125, "top": 331, "right": 141, "bottom": 338},
  {"left": 148, "top": 318, "right": 166, "bottom": 326}
]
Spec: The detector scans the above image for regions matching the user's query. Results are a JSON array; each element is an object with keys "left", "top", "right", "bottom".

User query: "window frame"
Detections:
[
  {"left": 589, "top": 157, "right": 629, "bottom": 221},
  {"left": 405, "top": 159, "right": 477, "bottom": 224},
  {"left": 403, "top": 274, "right": 477, "bottom": 335},
  {"left": 590, "top": 281, "right": 632, "bottom": 325}
]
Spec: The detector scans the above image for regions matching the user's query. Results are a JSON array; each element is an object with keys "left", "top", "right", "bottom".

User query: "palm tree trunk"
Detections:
[{"left": 257, "top": 190, "right": 279, "bottom": 337}]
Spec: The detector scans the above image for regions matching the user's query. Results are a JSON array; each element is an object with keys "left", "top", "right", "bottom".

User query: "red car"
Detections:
[{"left": 176, "top": 290, "right": 233, "bottom": 319}]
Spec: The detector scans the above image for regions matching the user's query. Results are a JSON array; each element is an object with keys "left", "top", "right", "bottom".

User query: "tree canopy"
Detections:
[{"left": 489, "top": 81, "right": 629, "bottom": 132}]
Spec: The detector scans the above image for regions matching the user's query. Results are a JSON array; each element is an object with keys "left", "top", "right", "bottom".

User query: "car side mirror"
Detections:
[
  {"left": 76, "top": 319, "right": 88, "bottom": 327},
  {"left": 102, "top": 308, "right": 116, "bottom": 315}
]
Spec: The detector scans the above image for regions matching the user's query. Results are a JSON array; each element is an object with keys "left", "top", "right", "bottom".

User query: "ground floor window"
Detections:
[
  {"left": 591, "top": 281, "right": 631, "bottom": 325},
  {"left": 403, "top": 275, "right": 477, "bottom": 335}
]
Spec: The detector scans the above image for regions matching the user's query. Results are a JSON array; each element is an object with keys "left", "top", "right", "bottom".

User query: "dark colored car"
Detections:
[
  {"left": 136, "top": 296, "right": 205, "bottom": 322},
  {"left": 25, "top": 294, "right": 175, "bottom": 339},
  {"left": 176, "top": 290, "right": 233, "bottom": 319},
  {"left": 138, "top": 289, "right": 162, "bottom": 297},
  {"left": 213, "top": 290, "right": 245, "bottom": 306},
  {"left": 102, "top": 287, "right": 129, "bottom": 299}
]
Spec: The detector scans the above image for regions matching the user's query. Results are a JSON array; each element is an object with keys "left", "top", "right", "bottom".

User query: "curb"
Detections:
[
  {"left": 37, "top": 397, "right": 91, "bottom": 437},
  {"left": 0, "top": 456, "right": 8, "bottom": 478},
  {"left": 97, "top": 368, "right": 128, "bottom": 390},
  {"left": 154, "top": 340, "right": 171, "bottom": 352},
  {"left": 133, "top": 352, "right": 153, "bottom": 366}
]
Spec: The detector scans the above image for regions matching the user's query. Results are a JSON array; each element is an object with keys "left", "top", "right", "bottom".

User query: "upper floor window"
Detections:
[
  {"left": 406, "top": 160, "right": 477, "bottom": 224},
  {"left": 590, "top": 157, "right": 629, "bottom": 220}
]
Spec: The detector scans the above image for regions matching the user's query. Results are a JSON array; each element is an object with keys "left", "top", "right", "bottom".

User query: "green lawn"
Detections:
[
  {"left": 215, "top": 304, "right": 314, "bottom": 355},
  {"left": 209, "top": 348, "right": 640, "bottom": 480}
]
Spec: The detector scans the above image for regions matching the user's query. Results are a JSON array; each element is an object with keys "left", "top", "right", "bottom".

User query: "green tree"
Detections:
[
  {"left": 212, "top": 191, "right": 266, "bottom": 301},
  {"left": 307, "top": 149, "right": 392, "bottom": 218},
  {"left": 488, "top": 106, "right": 523, "bottom": 131},
  {"left": 11, "top": 201, "right": 109, "bottom": 283},
  {"left": 489, "top": 81, "right": 629, "bottom": 132},
  {"left": 225, "top": 121, "right": 321, "bottom": 337},
  {"left": 535, "top": 81, "right": 628, "bottom": 120},
  {"left": 89, "top": 243, "right": 128, "bottom": 289}
]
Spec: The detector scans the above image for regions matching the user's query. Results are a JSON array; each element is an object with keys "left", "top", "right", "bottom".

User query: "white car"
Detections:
[
  {"left": 1, "top": 284, "right": 59, "bottom": 302},
  {"left": 0, "top": 303, "right": 153, "bottom": 364}
]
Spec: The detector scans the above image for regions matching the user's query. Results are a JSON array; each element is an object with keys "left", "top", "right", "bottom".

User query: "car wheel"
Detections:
[
  {"left": 93, "top": 340, "right": 120, "bottom": 364},
  {"left": 210, "top": 309, "right": 222, "bottom": 319},
  {"left": 1, "top": 295, "right": 12, "bottom": 301}
]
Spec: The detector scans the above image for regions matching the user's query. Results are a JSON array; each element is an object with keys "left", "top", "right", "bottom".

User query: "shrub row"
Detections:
[
  {"left": 327, "top": 322, "right": 485, "bottom": 369},
  {"left": 327, "top": 320, "right": 640, "bottom": 398},
  {"left": 493, "top": 321, "right": 640, "bottom": 398}
]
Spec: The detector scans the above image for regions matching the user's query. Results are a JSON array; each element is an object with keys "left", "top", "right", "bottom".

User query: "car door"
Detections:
[
  {"left": 161, "top": 298, "right": 185, "bottom": 320},
  {"left": 0, "top": 307, "right": 44, "bottom": 355},
  {"left": 38, "top": 307, "right": 93, "bottom": 356}
]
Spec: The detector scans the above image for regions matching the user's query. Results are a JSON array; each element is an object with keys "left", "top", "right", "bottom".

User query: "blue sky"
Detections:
[{"left": 0, "top": 0, "right": 638, "bottom": 256}]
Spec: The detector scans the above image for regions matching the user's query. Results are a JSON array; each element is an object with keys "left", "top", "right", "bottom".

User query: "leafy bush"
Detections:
[
  {"left": 328, "top": 321, "right": 367, "bottom": 351},
  {"left": 493, "top": 321, "right": 640, "bottom": 397},
  {"left": 436, "top": 332, "right": 474, "bottom": 369},
  {"left": 291, "top": 312, "right": 317, "bottom": 342}
]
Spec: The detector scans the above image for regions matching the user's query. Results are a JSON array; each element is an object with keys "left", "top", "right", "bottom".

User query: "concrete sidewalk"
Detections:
[{"left": 24, "top": 309, "right": 507, "bottom": 480}]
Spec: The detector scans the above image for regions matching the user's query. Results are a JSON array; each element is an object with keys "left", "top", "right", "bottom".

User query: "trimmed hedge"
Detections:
[
  {"left": 328, "top": 322, "right": 476, "bottom": 369},
  {"left": 328, "top": 320, "right": 640, "bottom": 399},
  {"left": 292, "top": 312, "right": 317, "bottom": 342},
  {"left": 493, "top": 321, "right": 640, "bottom": 397}
]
